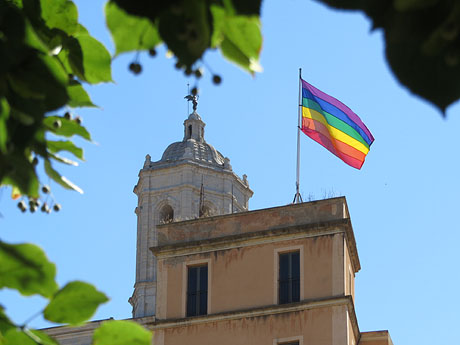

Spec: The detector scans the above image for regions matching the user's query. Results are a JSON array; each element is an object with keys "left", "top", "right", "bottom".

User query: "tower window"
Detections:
[
  {"left": 187, "top": 265, "right": 208, "bottom": 316},
  {"left": 199, "top": 205, "right": 213, "bottom": 218},
  {"left": 188, "top": 125, "right": 192, "bottom": 139},
  {"left": 159, "top": 204, "right": 174, "bottom": 224},
  {"left": 279, "top": 251, "right": 300, "bottom": 304}
]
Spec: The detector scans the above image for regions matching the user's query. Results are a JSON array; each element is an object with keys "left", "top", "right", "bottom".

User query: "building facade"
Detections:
[{"left": 45, "top": 104, "right": 392, "bottom": 345}]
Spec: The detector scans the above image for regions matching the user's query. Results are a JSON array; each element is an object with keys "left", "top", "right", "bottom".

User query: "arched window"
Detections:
[
  {"left": 199, "top": 204, "right": 214, "bottom": 218},
  {"left": 188, "top": 125, "right": 192, "bottom": 139},
  {"left": 159, "top": 204, "right": 174, "bottom": 224}
]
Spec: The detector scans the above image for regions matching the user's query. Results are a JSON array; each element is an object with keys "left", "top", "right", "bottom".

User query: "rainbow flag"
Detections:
[{"left": 301, "top": 79, "right": 374, "bottom": 169}]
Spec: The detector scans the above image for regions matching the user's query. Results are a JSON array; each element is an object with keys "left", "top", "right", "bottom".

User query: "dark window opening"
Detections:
[
  {"left": 200, "top": 205, "right": 212, "bottom": 218},
  {"left": 187, "top": 265, "right": 208, "bottom": 316},
  {"left": 159, "top": 204, "right": 174, "bottom": 223},
  {"left": 279, "top": 251, "right": 300, "bottom": 304},
  {"left": 279, "top": 342, "right": 299, "bottom": 345},
  {"left": 188, "top": 125, "right": 192, "bottom": 139}
]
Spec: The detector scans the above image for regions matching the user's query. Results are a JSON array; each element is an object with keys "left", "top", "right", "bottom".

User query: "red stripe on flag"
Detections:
[{"left": 302, "top": 117, "right": 366, "bottom": 164}]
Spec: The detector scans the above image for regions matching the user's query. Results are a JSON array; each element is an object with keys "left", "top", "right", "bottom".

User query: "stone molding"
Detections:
[
  {"left": 145, "top": 295, "right": 360, "bottom": 341},
  {"left": 153, "top": 218, "right": 360, "bottom": 274},
  {"left": 359, "top": 330, "right": 393, "bottom": 345}
]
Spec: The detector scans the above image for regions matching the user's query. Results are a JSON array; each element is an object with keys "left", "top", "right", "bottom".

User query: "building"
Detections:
[{"left": 45, "top": 101, "right": 393, "bottom": 345}]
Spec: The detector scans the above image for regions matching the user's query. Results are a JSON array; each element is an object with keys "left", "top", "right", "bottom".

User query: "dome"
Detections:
[
  {"left": 160, "top": 139, "right": 226, "bottom": 167},
  {"left": 146, "top": 99, "right": 232, "bottom": 170}
]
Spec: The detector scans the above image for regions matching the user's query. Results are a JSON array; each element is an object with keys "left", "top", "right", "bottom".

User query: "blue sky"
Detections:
[{"left": 1, "top": 1, "right": 459, "bottom": 344}]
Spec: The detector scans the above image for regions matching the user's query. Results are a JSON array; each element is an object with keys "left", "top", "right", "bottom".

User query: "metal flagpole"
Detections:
[{"left": 293, "top": 68, "right": 303, "bottom": 203}]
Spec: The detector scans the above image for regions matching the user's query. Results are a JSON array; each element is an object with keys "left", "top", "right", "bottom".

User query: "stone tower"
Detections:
[{"left": 129, "top": 104, "right": 253, "bottom": 318}]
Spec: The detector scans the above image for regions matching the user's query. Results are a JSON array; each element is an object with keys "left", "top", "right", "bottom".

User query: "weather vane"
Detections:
[{"left": 184, "top": 94, "right": 198, "bottom": 112}]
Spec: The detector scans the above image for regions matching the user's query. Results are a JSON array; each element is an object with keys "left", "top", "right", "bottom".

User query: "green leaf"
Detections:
[
  {"left": 44, "top": 116, "right": 91, "bottom": 141},
  {"left": 1, "top": 154, "right": 39, "bottom": 198},
  {"left": 92, "top": 320, "right": 152, "bottom": 345},
  {"left": 7, "top": 53, "right": 69, "bottom": 111},
  {"left": 39, "top": 0, "right": 79, "bottom": 35},
  {"left": 105, "top": 2, "right": 161, "bottom": 56},
  {"left": 0, "top": 315, "right": 57, "bottom": 345},
  {"left": 67, "top": 80, "right": 96, "bottom": 108},
  {"left": 48, "top": 153, "right": 78, "bottom": 166},
  {"left": 0, "top": 97, "right": 10, "bottom": 153},
  {"left": 220, "top": 36, "right": 262, "bottom": 73},
  {"left": 211, "top": 6, "right": 262, "bottom": 74},
  {"left": 8, "top": 0, "right": 23, "bottom": 8},
  {"left": 0, "top": 305, "right": 15, "bottom": 334},
  {"left": 158, "top": 0, "right": 211, "bottom": 67},
  {"left": 23, "top": 18, "right": 49, "bottom": 54},
  {"left": 0, "top": 241, "right": 58, "bottom": 298},
  {"left": 63, "top": 29, "right": 112, "bottom": 84},
  {"left": 25, "top": 329, "right": 58, "bottom": 345},
  {"left": 393, "top": 0, "right": 439, "bottom": 12},
  {"left": 44, "top": 281, "right": 108, "bottom": 325},
  {"left": 44, "top": 159, "right": 83, "bottom": 194},
  {"left": 1, "top": 328, "right": 37, "bottom": 345},
  {"left": 47, "top": 140, "right": 84, "bottom": 160}
]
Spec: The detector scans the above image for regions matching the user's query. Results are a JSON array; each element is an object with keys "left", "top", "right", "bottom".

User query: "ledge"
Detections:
[
  {"left": 359, "top": 330, "right": 394, "bottom": 345},
  {"left": 147, "top": 295, "right": 359, "bottom": 340},
  {"left": 152, "top": 216, "right": 361, "bottom": 273}
]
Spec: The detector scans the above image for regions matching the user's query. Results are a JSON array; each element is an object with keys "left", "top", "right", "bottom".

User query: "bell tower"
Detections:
[{"left": 129, "top": 97, "right": 253, "bottom": 318}]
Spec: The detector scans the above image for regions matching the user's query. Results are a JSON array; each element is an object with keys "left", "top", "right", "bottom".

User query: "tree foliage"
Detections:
[
  {"left": 3, "top": 0, "right": 459, "bottom": 344},
  {"left": 0, "top": 1, "right": 262, "bottom": 344},
  {"left": 0, "top": 0, "right": 109, "bottom": 205},
  {"left": 0, "top": 0, "right": 263, "bottom": 205},
  {"left": 0, "top": 241, "right": 151, "bottom": 345},
  {"left": 106, "top": 0, "right": 263, "bottom": 74},
  {"left": 316, "top": 0, "right": 460, "bottom": 112}
]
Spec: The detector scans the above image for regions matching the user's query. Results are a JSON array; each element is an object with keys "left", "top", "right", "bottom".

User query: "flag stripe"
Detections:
[
  {"left": 302, "top": 88, "right": 373, "bottom": 146},
  {"left": 301, "top": 127, "right": 364, "bottom": 169},
  {"left": 301, "top": 79, "right": 374, "bottom": 144},
  {"left": 302, "top": 108, "right": 369, "bottom": 155},
  {"left": 302, "top": 98, "right": 370, "bottom": 149},
  {"left": 302, "top": 117, "right": 367, "bottom": 163}
]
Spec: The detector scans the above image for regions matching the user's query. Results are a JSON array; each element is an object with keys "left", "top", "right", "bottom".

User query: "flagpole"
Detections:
[{"left": 293, "top": 68, "right": 303, "bottom": 203}]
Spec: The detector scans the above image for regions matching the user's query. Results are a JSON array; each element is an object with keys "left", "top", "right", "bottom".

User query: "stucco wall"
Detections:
[
  {"left": 157, "top": 233, "right": 346, "bottom": 319},
  {"left": 154, "top": 305, "right": 351, "bottom": 345},
  {"left": 344, "top": 237, "right": 355, "bottom": 301}
]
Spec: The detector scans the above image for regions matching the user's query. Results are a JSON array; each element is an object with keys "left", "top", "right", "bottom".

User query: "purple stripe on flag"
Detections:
[{"left": 301, "top": 79, "right": 374, "bottom": 142}]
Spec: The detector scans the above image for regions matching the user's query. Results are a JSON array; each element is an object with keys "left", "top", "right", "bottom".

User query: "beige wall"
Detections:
[
  {"left": 344, "top": 238, "right": 355, "bottom": 301},
  {"left": 157, "top": 233, "right": 347, "bottom": 319},
  {"left": 153, "top": 305, "right": 354, "bottom": 345}
]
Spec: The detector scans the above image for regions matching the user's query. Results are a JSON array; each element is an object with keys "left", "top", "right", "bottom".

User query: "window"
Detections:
[
  {"left": 159, "top": 204, "right": 174, "bottom": 223},
  {"left": 186, "top": 265, "right": 208, "bottom": 316},
  {"left": 274, "top": 336, "right": 303, "bottom": 345},
  {"left": 279, "top": 251, "right": 300, "bottom": 304}
]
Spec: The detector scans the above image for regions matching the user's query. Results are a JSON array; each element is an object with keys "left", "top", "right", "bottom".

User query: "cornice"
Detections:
[
  {"left": 152, "top": 218, "right": 360, "bottom": 273},
  {"left": 145, "top": 295, "right": 360, "bottom": 340}
]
